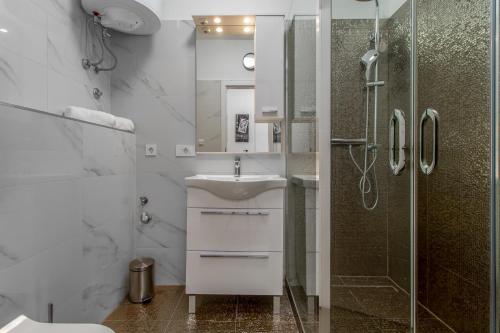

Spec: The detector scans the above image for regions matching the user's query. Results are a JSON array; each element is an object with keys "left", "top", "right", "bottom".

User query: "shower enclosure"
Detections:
[
  {"left": 285, "top": 0, "right": 498, "bottom": 331},
  {"left": 327, "top": 0, "right": 494, "bottom": 332}
]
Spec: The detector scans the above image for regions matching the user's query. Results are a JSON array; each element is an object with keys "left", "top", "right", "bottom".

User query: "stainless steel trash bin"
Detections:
[{"left": 129, "top": 257, "right": 155, "bottom": 303}]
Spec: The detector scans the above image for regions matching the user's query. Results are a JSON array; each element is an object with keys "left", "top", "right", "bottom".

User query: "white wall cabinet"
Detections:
[{"left": 254, "top": 16, "right": 285, "bottom": 122}]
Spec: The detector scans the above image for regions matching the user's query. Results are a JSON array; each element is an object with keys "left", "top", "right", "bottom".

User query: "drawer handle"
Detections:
[
  {"left": 200, "top": 252, "right": 270, "bottom": 259},
  {"left": 200, "top": 210, "right": 270, "bottom": 216}
]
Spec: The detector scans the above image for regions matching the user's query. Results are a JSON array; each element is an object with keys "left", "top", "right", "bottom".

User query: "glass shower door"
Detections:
[
  {"left": 415, "top": 0, "right": 492, "bottom": 331},
  {"left": 285, "top": 14, "right": 320, "bottom": 332},
  {"left": 330, "top": 0, "right": 414, "bottom": 331}
]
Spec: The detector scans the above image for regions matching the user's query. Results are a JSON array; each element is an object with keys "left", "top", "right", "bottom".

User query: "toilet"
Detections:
[{"left": 0, "top": 316, "right": 115, "bottom": 333}]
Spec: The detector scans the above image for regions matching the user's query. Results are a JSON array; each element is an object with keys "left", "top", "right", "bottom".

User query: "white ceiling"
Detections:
[
  {"left": 158, "top": 0, "right": 405, "bottom": 21},
  {"left": 160, "top": 0, "right": 295, "bottom": 20}
]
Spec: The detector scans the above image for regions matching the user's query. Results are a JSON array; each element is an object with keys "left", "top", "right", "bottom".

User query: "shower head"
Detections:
[
  {"left": 361, "top": 49, "right": 378, "bottom": 82},
  {"left": 361, "top": 49, "right": 378, "bottom": 66}
]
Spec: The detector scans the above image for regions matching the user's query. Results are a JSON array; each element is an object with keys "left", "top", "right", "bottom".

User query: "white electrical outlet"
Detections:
[
  {"left": 145, "top": 144, "right": 158, "bottom": 157},
  {"left": 176, "top": 145, "right": 195, "bottom": 157}
]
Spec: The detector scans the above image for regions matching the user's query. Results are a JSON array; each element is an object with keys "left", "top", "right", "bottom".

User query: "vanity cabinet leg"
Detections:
[
  {"left": 273, "top": 296, "right": 280, "bottom": 315},
  {"left": 189, "top": 295, "right": 196, "bottom": 314},
  {"left": 307, "top": 296, "right": 316, "bottom": 316}
]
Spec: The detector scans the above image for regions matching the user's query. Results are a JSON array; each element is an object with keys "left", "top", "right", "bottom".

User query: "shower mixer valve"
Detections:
[{"left": 139, "top": 196, "right": 152, "bottom": 224}]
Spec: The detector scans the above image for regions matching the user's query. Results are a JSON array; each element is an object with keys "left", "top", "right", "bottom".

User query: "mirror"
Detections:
[{"left": 194, "top": 16, "right": 282, "bottom": 153}]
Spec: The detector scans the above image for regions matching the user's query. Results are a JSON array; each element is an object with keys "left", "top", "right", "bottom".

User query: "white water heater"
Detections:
[{"left": 81, "top": 0, "right": 161, "bottom": 35}]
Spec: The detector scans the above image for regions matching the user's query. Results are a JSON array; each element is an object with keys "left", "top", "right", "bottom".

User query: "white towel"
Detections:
[
  {"left": 114, "top": 116, "right": 135, "bottom": 132},
  {"left": 63, "top": 106, "right": 116, "bottom": 128},
  {"left": 115, "top": 117, "right": 135, "bottom": 132}
]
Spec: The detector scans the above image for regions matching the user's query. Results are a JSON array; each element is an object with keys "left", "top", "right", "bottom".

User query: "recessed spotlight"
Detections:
[
  {"left": 214, "top": 17, "right": 222, "bottom": 24},
  {"left": 215, "top": 27, "right": 223, "bottom": 33},
  {"left": 243, "top": 26, "right": 252, "bottom": 33},
  {"left": 0, "top": 28, "right": 8, "bottom": 33},
  {"left": 243, "top": 17, "right": 252, "bottom": 24}
]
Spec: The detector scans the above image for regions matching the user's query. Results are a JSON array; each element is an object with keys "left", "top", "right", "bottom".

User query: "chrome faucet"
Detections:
[{"left": 234, "top": 156, "right": 241, "bottom": 177}]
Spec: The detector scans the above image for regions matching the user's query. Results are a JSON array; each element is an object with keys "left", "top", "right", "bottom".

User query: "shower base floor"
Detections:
[
  {"left": 331, "top": 276, "right": 454, "bottom": 333},
  {"left": 103, "top": 286, "right": 298, "bottom": 332}
]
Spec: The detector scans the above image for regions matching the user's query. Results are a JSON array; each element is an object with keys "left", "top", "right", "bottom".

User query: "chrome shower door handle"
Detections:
[
  {"left": 419, "top": 108, "right": 439, "bottom": 175},
  {"left": 389, "top": 109, "right": 406, "bottom": 176}
]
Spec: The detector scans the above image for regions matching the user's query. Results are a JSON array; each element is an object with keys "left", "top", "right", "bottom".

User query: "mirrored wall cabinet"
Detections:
[{"left": 194, "top": 15, "right": 285, "bottom": 154}]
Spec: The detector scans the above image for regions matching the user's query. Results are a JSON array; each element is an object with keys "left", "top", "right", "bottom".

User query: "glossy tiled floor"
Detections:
[
  {"left": 103, "top": 286, "right": 299, "bottom": 333},
  {"left": 331, "top": 276, "right": 453, "bottom": 333}
]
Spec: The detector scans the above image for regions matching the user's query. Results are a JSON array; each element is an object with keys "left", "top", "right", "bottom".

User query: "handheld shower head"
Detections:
[
  {"left": 361, "top": 49, "right": 378, "bottom": 82},
  {"left": 361, "top": 49, "right": 378, "bottom": 66}
]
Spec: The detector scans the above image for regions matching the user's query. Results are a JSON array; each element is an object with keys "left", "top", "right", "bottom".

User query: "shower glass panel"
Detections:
[
  {"left": 329, "top": 0, "right": 495, "bottom": 331},
  {"left": 415, "top": 0, "right": 491, "bottom": 331},
  {"left": 285, "top": 14, "right": 320, "bottom": 332},
  {"left": 330, "top": 0, "right": 414, "bottom": 331}
]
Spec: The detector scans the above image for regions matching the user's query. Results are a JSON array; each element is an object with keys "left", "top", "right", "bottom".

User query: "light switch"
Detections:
[
  {"left": 145, "top": 144, "right": 158, "bottom": 157},
  {"left": 176, "top": 145, "right": 195, "bottom": 157}
]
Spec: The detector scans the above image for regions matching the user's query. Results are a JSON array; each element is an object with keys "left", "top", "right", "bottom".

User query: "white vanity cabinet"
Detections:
[{"left": 186, "top": 186, "right": 284, "bottom": 314}]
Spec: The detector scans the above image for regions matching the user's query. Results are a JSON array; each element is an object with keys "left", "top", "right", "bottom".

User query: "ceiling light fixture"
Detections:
[
  {"left": 243, "top": 17, "right": 252, "bottom": 24},
  {"left": 213, "top": 17, "right": 222, "bottom": 24}
]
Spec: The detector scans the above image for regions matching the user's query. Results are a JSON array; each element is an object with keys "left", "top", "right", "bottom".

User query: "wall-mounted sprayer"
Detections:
[
  {"left": 82, "top": 15, "right": 118, "bottom": 74},
  {"left": 361, "top": 49, "right": 378, "bottom": 82}
]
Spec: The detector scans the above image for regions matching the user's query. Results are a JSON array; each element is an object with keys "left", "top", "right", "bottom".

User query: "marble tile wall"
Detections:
[
  {"left": 111, "top": 20, "right": 286, "bottom": 285},
  {"left": 0, "top": 103, "right": 136, "bottom": 327},
  {"left": 0, "top": 0, "right": 111, "bottom": 115},
  {"left": 0, "top": 0, "right": 131, "bottom": 326}
]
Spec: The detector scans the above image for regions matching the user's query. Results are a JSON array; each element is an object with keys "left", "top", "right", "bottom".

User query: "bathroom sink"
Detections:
[{"left": 186, "top": 175, "right": 287, "bottom": 200}]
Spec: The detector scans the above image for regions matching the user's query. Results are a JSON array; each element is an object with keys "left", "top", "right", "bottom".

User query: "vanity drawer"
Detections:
[
  {"left": 187, "top": 208, "right": 283, "bottom": 252},
  {"left": 186, "top": 251, "right": 283, "bottom": 295}
]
